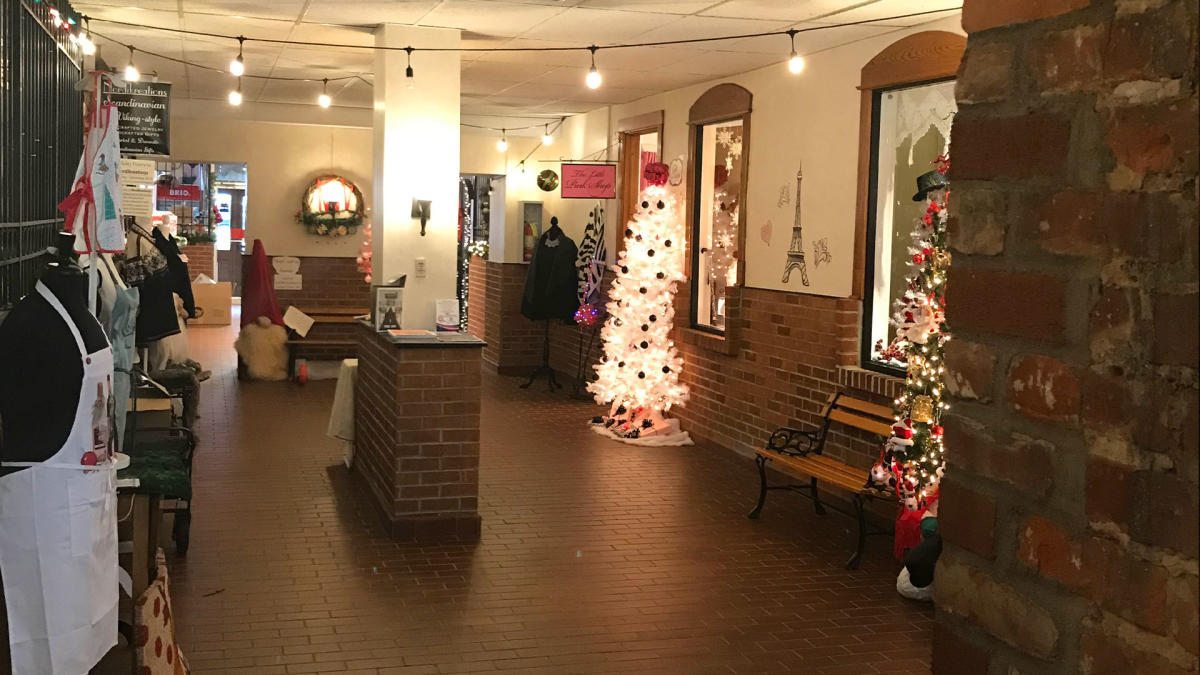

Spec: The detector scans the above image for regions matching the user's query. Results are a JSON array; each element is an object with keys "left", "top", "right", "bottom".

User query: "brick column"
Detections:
[
  {"left": 181, "top": 241, "right": 216, "bottom": 280},
  {"left": 937, "top": 1, "right": 1198, "bottom": 673},
  {"left": 354, "top": 323, "right": 483, "bottom": 540}
]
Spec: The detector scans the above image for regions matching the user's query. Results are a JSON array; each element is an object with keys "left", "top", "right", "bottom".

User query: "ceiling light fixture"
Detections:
[
  {"left": 230, "top": 36, "right": 245, "bottom": 77},
  {"left": 542, "top": 124, "right": 553, "bottom": 146},
  {"left": 786, "top": 29, "right": 804, "bottom": 74},
  {"left": 318, "top": 78, "right": 332, "bottom": 108},
  {"left": 228, "top": 78, "right": 243, "bottom": 106},
  {"left": 123, "top": 45, "right": 140, "bottom": 82},
  {"left": 585, "top": 45, "right": 601, "bottom": 89},
  {"left": 78, "top": 17, "right": 96, "bottom": 55},
  {"left": 405, "top": 46, "right": 415, "bottom": 89},
  {"left": 496, "top": 129, "right": 507, "bottom": 153}
]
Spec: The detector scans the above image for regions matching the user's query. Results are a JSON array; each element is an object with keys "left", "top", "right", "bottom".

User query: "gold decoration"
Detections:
[
  {"left": 911, "top": 395, "right": 934, "bottom": 423},
  {"left": 907, "top": 357, "right": 924, "bottom": 379},
  {"left": 935, "top": 250, "right": 952, "bottom": 268}
]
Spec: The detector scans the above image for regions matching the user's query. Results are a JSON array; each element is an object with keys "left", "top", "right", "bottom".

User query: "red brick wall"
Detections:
[
  {"left": 181, "top": 242, "right": 215, "bottom": 281},
  {"left": 466, "top": 255, "right": 487, "bottom": 341},
  {"left": 476, "top": 261, "right": 543, "bottom": 374},
  {"left": 353, "top": 323, "right": 483, "bottom": 540},
  {"left": 935, "top": 0, "right": 1199, "bottom": 672},
  {"left": 265, "top": 256, "right": 370, "bottom": 312}
]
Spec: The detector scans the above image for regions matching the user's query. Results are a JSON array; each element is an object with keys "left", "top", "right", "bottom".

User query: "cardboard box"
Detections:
[{"left": 191, "top": 281, "right": 232, "bottom": 326}]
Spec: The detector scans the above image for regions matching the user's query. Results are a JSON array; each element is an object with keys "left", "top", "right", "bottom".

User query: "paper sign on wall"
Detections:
[
  {"left": 122, "top": 185, "right": 154, "bottom": 220},
  {"left": 120, "top": 158, "right": 157, "bottom": 185},
  {"left": 561, "top": 163, "right": 617, "bottom": 199},
  {"left": 272, "top": 256, "right": 302, "bottom": 290}
]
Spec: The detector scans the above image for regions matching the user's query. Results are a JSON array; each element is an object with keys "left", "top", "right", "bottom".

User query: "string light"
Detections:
[
  {"left": 541, "top": 123, "right": 553, "bottom": 146},
  {"left": 78, "top": 17, "right": 96, "bottom": 55},
  {"left": 318, "top": 78, "right": 332, "bottom": 108},
  {"left": 496, "top": 129, "right": 507, "bottom": 153},
  {"left": 405, "top": 46, "right": 415, "bottom": 89},
  {"left": 123, "top": 45, "right": 140, "bottom": 82},
  {"left": 585, "top": 45, "right": 602, "bottom": 89},
  {"left": 786, "top": 29, "right": 804, "bottom": 73},
  {"left": 230, "top": 36, "right": 245, "bottom": 77},
  {"left": 228, "top": 78, "right": 242, "bottom": 106}
]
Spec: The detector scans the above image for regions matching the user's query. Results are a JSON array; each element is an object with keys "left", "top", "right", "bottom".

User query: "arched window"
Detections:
[
  {"left": 687, "top": 83, "right": 752, "bottom": 335},
  {"left": 854, "top": 31, "right": 964, "bottom": 373}
]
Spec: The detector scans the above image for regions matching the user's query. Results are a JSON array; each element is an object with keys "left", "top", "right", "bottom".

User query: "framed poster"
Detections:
[
  {"left": 105, "top": 82, "right": 171, "bottom": 156},
  {"left": 561, "top": 163, "right": 617, "bottom": 199}
]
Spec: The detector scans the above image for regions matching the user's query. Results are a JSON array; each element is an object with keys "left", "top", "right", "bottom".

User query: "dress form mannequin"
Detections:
[{"left": 0, "top": 233, "right": 108, "bottom": 471}]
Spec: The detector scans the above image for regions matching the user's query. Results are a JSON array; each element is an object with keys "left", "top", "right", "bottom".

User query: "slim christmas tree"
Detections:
[
  {"left": 871, "top": 156, "right": 952, "bottom": 525},
  {"left": 589, "top": 163, "right": 690, "bottom": 444}
]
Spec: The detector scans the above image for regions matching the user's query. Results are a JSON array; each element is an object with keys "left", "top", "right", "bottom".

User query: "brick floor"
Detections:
[{"left": 158, "top": 320, "right": 933, "bottom": 674}]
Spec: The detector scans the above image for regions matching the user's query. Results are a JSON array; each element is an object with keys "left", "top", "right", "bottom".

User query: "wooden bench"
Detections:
[
  {"left": 748, "top": 392, "right": 896, "bottom": 569},
  {"left": 286, "top": 307, "right": 368, "bottom": 376}
]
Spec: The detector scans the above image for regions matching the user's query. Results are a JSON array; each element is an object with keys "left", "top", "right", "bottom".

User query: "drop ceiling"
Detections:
[{"left": 76, "top": 0, "right": 959, "bottom": 130}]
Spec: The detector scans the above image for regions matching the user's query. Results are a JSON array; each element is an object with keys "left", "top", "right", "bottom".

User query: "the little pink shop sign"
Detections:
[{"left": 560, "top": 163, "right": 617, "bottom": 199}]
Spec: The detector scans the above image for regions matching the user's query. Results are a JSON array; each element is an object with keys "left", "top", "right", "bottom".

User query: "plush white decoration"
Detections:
[{"left": 235, "top": 316, "right": 289, "bottom": 381}]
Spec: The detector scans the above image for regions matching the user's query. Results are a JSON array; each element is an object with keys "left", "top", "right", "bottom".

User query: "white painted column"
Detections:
[{"left": 372, "top": 24, "right": 461, "bottom": 329}]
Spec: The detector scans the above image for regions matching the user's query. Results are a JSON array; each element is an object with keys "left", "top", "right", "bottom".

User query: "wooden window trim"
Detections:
[
  {"left": 617, "top": 111, "right": 665, "bottom": 244},
  {"left": 684, "top": 84, "right": 752, "bottom": 355}
]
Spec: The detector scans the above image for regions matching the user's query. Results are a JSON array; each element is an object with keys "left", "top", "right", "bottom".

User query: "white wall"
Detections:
[
  {"left": 169, "top": 115, "right": 372, "bottom": 258},
  {"left": 606, "top": 16, "right": 964, "bottom": 298}
]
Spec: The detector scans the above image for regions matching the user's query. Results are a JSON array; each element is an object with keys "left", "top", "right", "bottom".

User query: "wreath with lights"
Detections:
[{"left": 295, "top": 175, "right": 364, "bottom": 237}]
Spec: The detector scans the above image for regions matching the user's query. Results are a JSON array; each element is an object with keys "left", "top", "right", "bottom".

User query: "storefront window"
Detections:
[
  {"left": 692, "top": 118, "right": 743, "bottom": 332},
  {"left": 863, "top": 79, "right": 955, "bottom": 372}
]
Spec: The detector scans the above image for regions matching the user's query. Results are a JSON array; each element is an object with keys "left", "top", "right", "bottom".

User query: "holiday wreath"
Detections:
[{"left": 295, "top": 175, "right": 364, "bottom": 237}]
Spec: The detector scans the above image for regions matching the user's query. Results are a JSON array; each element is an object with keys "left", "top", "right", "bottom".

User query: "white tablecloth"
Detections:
[{"left": 326, "top": 358, "right": 358, "bottom": 467}]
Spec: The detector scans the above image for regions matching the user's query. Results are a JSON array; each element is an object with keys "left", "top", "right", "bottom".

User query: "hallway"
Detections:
[{"left": 169, "top": 322, "right": 932, "bottom": 674}]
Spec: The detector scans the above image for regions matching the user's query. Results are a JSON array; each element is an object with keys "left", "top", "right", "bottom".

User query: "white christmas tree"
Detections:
[{"left": 589, "top": 163, "right": 691, "bottom": 445}]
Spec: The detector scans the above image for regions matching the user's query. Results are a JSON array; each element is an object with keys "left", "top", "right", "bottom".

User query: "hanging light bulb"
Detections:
[
  {"left": 77, "top": 17, "right": 96, "bottom": 55},
  {"left": 228, "top": 78, "right": 243, "bottom": 106},
  {"left": 541, "top": 123, "right": 553, "bottom": 146},
  {"left": 786, "top": 29, "right": 804, "bottom": 74},
  {"left": 317, "top": 78, "right": 332, "bottom": 108},
  {"left": 585, "top": 45, "right": 602, "bottom": 89},
  {"left": 496, "top": 129, "right": 507, "bottom": 153},
  {"left": 124, "top": 45, "right": 140, "bottom": 82},
  {"left": 230, "top": 36, "right": 246, "bottom": 77},
  {"left": 405, "top": 46, "right": 415, "bottom": 89}
]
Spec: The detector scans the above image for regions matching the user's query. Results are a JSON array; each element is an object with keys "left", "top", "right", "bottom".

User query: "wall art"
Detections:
[{"left": 780, "top": 168, "right": 810, "bottom": 286}]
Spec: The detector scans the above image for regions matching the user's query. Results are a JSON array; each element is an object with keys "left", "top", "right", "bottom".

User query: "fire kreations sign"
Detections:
[{"left": 561, "top": 163, "right": 617, "bottom": 199}]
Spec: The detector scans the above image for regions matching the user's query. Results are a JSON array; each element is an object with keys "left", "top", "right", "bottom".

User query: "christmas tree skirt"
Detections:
[{"left": 589, "top": 416, "right": 694, "bottom": 447}]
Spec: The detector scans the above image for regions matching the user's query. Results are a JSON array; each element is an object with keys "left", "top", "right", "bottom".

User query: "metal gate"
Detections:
[{"left": 0, "top": 0, "right": 83, "bottom": 311}]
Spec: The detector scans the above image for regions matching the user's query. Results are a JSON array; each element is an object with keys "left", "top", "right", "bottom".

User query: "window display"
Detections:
[
  {"left": 692, "top": 118, "right": 743, "bottom": 332},
  {"left": 863, "top": 79, "right": 955, "bottom": 372}
]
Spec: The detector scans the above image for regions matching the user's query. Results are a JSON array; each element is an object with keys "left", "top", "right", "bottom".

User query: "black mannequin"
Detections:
[{"left": 0, "top": 233, "right": 108, "bottom": 471}]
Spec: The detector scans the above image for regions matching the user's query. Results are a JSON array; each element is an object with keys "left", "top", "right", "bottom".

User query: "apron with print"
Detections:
[
  {"left": 99, "top": 254, "right": 140, "bottom": 454},
  {"left": 0, "top": 282, "right": 120, "bottom": 675}
]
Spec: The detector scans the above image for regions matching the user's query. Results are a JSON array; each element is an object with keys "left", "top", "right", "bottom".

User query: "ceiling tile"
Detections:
[
  {"left": 416, "top": 1, "right": 568, "bottom": 38},
  {"left": 633, "top": 15, "right": 791, "bottom": 48},
  {"left": 183, "top": 0, "right": 308, "bottom": 22},
  {"left": 577, "top": 0, "right": 724, "bottom": 13},
  {"left": 716, "top": 22, "right": 894, "bottom": 55},
  {"left": 303, "top": 0, "right": 441, "bottom": 25},
  {"left": 517, "top": 7, "right": 670, "bottom": 42}
]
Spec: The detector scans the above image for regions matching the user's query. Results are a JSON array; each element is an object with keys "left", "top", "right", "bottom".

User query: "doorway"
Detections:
[{"left": 618, "top": 112, "right": 664, "bottom": 250}]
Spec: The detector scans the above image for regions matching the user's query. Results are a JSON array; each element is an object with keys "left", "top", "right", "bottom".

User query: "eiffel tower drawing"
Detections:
[{"left": 781, "top": 168, "right": 810, "bottom": 286}]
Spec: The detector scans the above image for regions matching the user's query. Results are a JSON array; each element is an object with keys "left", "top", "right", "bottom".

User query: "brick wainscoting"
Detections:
[
  {"left": 353, "top": 323, "right": 483, "bottom": 540},
  {"left": 934, "top": 0, "right": 1199, "bottom": 672},
  {"left": 268, "top": 255, "right": 370, "bottom": 311},
  {"left": 181, "top": 242, "right": 215, "bottom": 280}
]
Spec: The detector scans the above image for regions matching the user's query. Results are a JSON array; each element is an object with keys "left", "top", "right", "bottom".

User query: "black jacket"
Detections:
[{"left": 521, "top": 225, "right": 579, "bottom": 322}]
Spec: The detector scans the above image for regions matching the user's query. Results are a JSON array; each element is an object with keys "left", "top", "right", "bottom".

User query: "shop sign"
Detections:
[
  {"left": 156, "top": 184, "right": 202, "bottom": 202},
  {"left": 105, "top": 82, "right": 171, "bottom": 156},
  {"left": 561, "top": 163, "right": 616, "bottom": 199}
]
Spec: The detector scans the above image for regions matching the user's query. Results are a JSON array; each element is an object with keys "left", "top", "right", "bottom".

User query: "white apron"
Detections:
[{"left": 0, "top": 282, "right": 119, "bottom": 675}]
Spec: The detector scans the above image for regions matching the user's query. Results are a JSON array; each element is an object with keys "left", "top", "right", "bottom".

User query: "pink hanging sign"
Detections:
[{"left": 561, "top": 163, "right": 617, "bottom": 199}]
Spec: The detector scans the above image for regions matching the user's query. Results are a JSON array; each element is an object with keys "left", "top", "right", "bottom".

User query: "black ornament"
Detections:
[
  {"left": 662, "top": 366, "right": 670, "bottom": 373},
  {"left": 625, "top": 228, "right": 633, "bottom": 237},
  {"left": 647, "top": 249, "right": 655, "bottom": 257},
  {"left": 656, "top": 200, "right": 665, "bottom": 209},
  {"left": 641, "top": 419, "right": 653, "bottom": 429},
  {"left": 621, "top": 266, "right": 629, "bottom": 274},
  {"left": 641, "top": 324, "right": 649, "bottom": 331},
  {"left": 639, "top": 287, "right": 647, "bottom": 294},
  {"left": 637, "top": 371, "right": 646, "bottom": 379},
  {"left": 664, "top": 240, "right": 672, "bottom": 247},
  {"left": 641, "top": 201, "right": 648, "bottom": 209},
  {"left": 649, "top": 315, "right": 657, "bottom": 322},
  {"left": 618, "top": 361, "right": 625, "bottom": 368},
  {"left": 616, "top": 405, "right": 627, "bottom": 415},
  {"left": 640, "top": 341, "right": 648, "bottom": 349},
  {"left": 656, "top": 272, "right": 665, "bottom": 279}
]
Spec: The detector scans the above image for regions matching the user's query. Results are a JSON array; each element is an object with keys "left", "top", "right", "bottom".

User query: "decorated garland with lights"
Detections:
[
  {"left": 295, "top": 175, "right": 364, "bottom": 237},
  {"left": 589, "top": 163, "right": 690, "bottom": 445},
  {"left": 869, "top": 156, "right": 952, "bottom": 519}
]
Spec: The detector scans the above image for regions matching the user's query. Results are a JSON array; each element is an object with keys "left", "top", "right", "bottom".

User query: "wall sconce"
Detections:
[{"left": 411, "top": 199, "right": 431, "bottom": 236}]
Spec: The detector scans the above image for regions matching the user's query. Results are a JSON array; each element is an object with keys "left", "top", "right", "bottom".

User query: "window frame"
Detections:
[
  {"left": 860, "top": 76, "right": 956, "bottom": 376},
  {"left": 851, "top": 31, "right": 965, "bottom": 376},
  {"left": 686, "top": 83, "right": 752, "bottom": 337}
]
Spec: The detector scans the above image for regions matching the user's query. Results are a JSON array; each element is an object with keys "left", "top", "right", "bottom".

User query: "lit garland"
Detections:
[{"left": 871, "top": 155, "right": 952, "bottom": 511}]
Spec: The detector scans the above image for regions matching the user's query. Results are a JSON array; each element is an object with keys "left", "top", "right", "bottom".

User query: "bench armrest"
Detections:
[{"left": 765, "top": 427, "right": 820, "bottom": 456}]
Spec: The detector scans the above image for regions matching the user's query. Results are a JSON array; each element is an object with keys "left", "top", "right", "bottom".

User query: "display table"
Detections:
[{"left": 353, "top": 322, "right": 485, "bottom": 541}]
